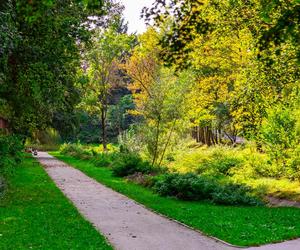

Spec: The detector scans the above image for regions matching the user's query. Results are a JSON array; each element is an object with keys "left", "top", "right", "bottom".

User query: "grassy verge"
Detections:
[
  {"left": 0, "top": 156, "right": 112, "bottom": 250},
  {"left": 52, "top": 152, "right": 300, "bottom": 247}
]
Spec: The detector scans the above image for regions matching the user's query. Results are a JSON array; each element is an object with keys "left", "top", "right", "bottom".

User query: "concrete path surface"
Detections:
[{"left": 36, "top": 152, "right": 300, "bottom": 250}]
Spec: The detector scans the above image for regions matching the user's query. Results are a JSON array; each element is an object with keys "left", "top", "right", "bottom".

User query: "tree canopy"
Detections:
[{"left": 0, "top": 0, "right": 113, "bottom": 135}]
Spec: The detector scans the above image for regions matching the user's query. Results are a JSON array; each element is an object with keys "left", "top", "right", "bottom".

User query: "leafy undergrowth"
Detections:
[
  {"left": 53, "top": 152, "right": 300, "bottom": 247},
  {"left": 0, "top": 156, "right": 112, "bottom": 250},
  {"left": 166, "top": 145, "right": 300, "bottom": 201}
]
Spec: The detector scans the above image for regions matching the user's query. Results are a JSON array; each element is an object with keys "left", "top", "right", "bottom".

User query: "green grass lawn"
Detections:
[
  {"left": 52, "top": 152, "right": 300, "bottom": 247},
  {"left": 0, "top": 156, "right": 112, "bottom": 250}
]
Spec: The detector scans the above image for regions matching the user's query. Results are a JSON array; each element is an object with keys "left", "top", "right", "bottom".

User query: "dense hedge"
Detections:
[
  {"left": 0, "top": 134, "right": 23, "bottom": 169},
  {"left": 0, "top": 133, "right": 24, "bottom": 196},
  {"left": 152, "top": 173, "right": 263, "bottom": 206}
]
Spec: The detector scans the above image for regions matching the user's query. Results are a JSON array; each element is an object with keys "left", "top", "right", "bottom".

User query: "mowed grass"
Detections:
[
  {"left": 0, "top": 156, "right": 112, "bottom": 250},
  {"left": 52, "top": 152, "right": 300, "bottom": 247}
]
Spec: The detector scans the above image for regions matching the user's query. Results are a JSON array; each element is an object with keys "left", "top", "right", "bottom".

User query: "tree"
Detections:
[
  {"left": 125, "top": 28, "right": 191, "bottom": 165},
  {"left": 80, "top": 27, "right": 134, "bottom": 150},
  {"left": 107, "top": 94, "right": 135, "bottom": 135},
  {"left": 143, "top": 0, "right": 299, "bottom": 144},
  {"left": 0, "top": 0, "right": 113, "bottom": 137}
]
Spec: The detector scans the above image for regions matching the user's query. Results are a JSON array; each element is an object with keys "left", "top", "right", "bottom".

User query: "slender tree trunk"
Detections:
[
  {"left": 158, "top": 120, "right": 176, "bottom": 167},
  {"left": 152, "top": 117, "right": 161, "bottom": 167}
]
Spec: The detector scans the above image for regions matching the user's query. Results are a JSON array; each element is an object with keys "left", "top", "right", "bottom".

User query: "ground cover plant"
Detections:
[
  {"left": 0, "top": 156, "right": 112, "bottom": 250},
  {"left": 153, "top": 173, "right": 263, "bottom": 206},
  {"left": 164, "top": 143, "right": 300, "bottom": 201},
  {"left": 53, "top": 152, "right": 300, "bottom": 246},
  {"left": 58, "top": 143, "right": 262, "bottom": 205},
  {"left": 59, "top": 142, "right": 300, "bottom": 202}
]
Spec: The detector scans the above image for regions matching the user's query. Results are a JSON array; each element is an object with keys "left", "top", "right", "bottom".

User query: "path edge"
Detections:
[
  {"left": 48, "top": 153, "right": 245, "bottom": 249},
  {"left": 47, "top": 153, "right": 300, "bottom": 249},
  {"left": 35, "top": 155, "right": 115, "bottom": 249}
]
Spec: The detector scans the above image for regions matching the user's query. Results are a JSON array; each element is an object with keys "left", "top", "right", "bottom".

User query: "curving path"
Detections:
[{"left": 36, "top": 152, "right": 300, "bottom": 250}]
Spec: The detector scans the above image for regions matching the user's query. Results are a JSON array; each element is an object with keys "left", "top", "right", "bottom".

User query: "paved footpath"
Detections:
[{"left": 36, "top": 152, "right": 300, "bottom": 250}]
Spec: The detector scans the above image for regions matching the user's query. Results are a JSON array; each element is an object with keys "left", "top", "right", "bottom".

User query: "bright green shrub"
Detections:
[
  {"left": 111, "top": 153, "right": 154, "bottom": 177},
  {"left": 286, "top": 145, "right": 300, "bottom": 180},
  {"left": 260, "top": 106, "right": 299, "bottom": 173},
  {"left": 59, "top": 143, "right": 92, "bottom": 159},
  {"left": 198, "top": 156, "right": 242, "bottom": 176},
  {"left": 153, "top": 173, "right": 263, "bottom": 206},
  {"left": 92, "top": 152, "right": 118, "bottom": 168}
]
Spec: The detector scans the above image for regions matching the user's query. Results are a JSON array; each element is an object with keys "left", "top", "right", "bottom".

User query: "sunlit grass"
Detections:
[
  {"left": 53, "top": 152, "right": 300, "bottom": 247},
  {"left": 0, "top": 157, "right": 112, "bottom": 250}
]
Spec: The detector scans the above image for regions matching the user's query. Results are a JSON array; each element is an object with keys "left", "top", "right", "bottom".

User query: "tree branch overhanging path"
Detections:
[{"left": 36, "top": 152, "right": 300, "bottom": 250}]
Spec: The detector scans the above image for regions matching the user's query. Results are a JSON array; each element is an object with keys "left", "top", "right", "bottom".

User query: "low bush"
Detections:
[
  {"left": 59, "top": 143, "right": 92, "bottom": 160},
  {"left": 286, "top": 145, "right": 300, "bottom": 180},
  {"left": 211, "top": 183, "right": 263, "bottom": 206},
  {"left": 197, "top": 156, "right": 242, "bottom": 176},
  {"left": 92, "top": 152, "right": 118, "bottom": 168},
  {"left": 0, "top": 134, "right": 23, "bottom": 170},
  {"left": 111, "top": 153, "right": 155, "bottom": 177},
  {"left": 153, "top": 173, "right": 215, "bottom": 200},
  {"left": 153, "top": 173, "right": 263, "bottom": 206},
  {"left": 126, "top": 172, "right": 155, "bottom": 187}
]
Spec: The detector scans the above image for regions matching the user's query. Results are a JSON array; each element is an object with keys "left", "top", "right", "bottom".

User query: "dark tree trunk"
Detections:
[{"left": 192, "top": 125, "right": 220, "bottom": 146}]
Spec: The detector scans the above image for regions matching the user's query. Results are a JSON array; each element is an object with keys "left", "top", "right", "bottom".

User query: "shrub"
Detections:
[
  {"left": 286, "top": 145, "right": 300, "bottom": 180},
  {"left": 126, "top": 172, "right": 155, "bottom": 187},
  {"left": 118, "top": 128, "right": 144, "bottom": 153},
  {"left": 0, "top": 134, "right": 23, "bottom": 169},
  {"left": 153, "top": 173, "right": 263, "bottom": 206},
  {"left": 211, "top": 183, "right": 263, "bottom": 206},
  {"left": 59, "top": 143, "right": 92, "bottom": 159},
  {"left": 153, "top": 173, "right": 215, "bottom": 200},
  {"left": 259, "top": 106, "right": 299, "bottom": 171},
  {"left": 92, "top": 152, "right": 118, "bottom": 168},
  {"left": 198, "top": 156, "right": 242, "bottom": 176},
  {"left": 111, "top": 153, "right": 154, "bottom": 177}
]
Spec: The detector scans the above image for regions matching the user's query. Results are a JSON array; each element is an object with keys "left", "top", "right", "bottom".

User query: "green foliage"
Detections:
[
  {"left": 107, "top": 94, "right": 136, "bottom": 135},
  {"left": 111, "top": 153, "right": 153, "bottom": 177},
  {"left": 118, "top": 127, "right": 145, "bottom": 153},
  {"left": 143, "top": 0, "right": 299, "bottom": 148},
  {"left": 260, "top": 106, "right": 299, "bottom": 170},
  {"left": 79, "top": 26, "right": 135, "bottom": 149},
  {"left": 76, "top": 112, "right": 102, "bottom": 143},
  {"left": 92, "top": 152, "right": 118, "bottom": 168},
  {"left": 198, "top": 155, "right": 242, "bottom": 176},
  {"left": 0, "top": 134, "right": 23, "bottom": 170},
  {"left": 60, "top": 143, "right": 92, "bottom": 160},
  {"left": 0, "top": 0, "right": 107, "bottom": 135},
  {"left": 153, "top": 173, "right": 262, "bottom": 206},
  {"left": 25, "top": 128, "right": 61, "bottom": 151},
  {"left": 286, "top": 144, "right": 300, "bottom": 180},
  {"left": 59, "top": 142, "right": 119, "bottom": 164}
]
